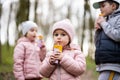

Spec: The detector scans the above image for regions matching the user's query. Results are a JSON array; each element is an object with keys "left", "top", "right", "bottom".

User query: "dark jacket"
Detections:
[
  {"left": 95, "top": 29, "right": 120, "bottom": 64},
  {"left": 95, "top": 8, "right": 120, "bottom": 65}
]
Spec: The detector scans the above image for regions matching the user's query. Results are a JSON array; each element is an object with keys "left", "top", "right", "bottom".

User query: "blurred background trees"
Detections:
[
  {"left": 0, "top": 0, "right": 98, "bottom": 79},
  {"left": 1, "top": 0, "right": 97, "bottom": 57}
]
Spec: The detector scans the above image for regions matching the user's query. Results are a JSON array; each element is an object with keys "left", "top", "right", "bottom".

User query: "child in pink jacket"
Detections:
[
  {"left": 13, "top": 21, "right": 46, "bottom": 80},
  {"left": 40, "top": 19, "right": 86, "bottom": 80}
]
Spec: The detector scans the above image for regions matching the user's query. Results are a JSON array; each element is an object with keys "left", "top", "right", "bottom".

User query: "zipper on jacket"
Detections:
[{"left": 57, "top": 64, "right": 61, "bottom": 80}]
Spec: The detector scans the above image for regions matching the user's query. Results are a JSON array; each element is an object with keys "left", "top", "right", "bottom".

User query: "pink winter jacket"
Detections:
[
  {"left": 40, "top": 44, "right": 86, "bottom": 80},
  {"left": 13, "top": 37, "right": 46, "bottom": 80}
]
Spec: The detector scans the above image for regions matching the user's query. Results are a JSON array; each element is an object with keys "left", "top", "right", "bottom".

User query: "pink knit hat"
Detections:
[{"left": 52, "top": 19, "right": 75, "bottom": 43}]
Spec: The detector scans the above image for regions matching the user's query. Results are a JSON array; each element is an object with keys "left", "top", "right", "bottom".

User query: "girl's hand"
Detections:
[
  {"left": 54, "top": 52, "right": 63, "bottom": 61},
  {"left": 49, "top": 52, "right": 63, "bottom": 65},
  {"left": 40, "top": 40, "right": 46, "bottom": 48},
  {"left": 49, "top": 54, "right": 56, "bottom": 65}
]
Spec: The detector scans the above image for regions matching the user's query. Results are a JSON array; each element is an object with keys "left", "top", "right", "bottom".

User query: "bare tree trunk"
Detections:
[
  {"left": 0, "top": 42, "right": 1, "bottom": 64},
  {"left": 6, "top": 2, "right": 12, "bottom": 50},
  {"left": 0, "top": 3, "right": 1, "bottom": 16},
  {"left": 16, "top": 0, "right": 29, "bottom": 38},
  {"left": 34, "top": 0, "right": 37, "bottom": 22},
  {"left": 0, "top": 3, "right": 2, "bottom": 64},
  {"left": 85, "top": 0, "right": 95, "bottom": 57},
  {"left": 66, "top": 0, "right": 72, "bottom": 19},
  {"left": 81, "top": 0, "right": 88, "bottom": 51}
]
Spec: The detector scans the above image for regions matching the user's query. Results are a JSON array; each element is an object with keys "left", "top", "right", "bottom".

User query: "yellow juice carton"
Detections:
[
  {"left": 37, "top": 35, "right": 43, "bottom": 47},
  {"left": 99, "top": 13, "right": 104, "bottom": 16},
  {"left": 53, "top": 44, "right": 62, "bottom": 64},
  {"left": 38, "top": 35, "right": 43, "bottom": 40},
  {"left": 53, "top": 44, "right": 62, "bottom": 52}
]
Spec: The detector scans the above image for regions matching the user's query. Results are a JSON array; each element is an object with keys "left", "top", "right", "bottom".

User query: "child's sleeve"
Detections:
[
  {"left": 39, "top": 52, "right": 56, "bottom": 78},
  {"left": 13, "top": 43, "right": 25, "bottom": 80},
  {"left": 100, "top": 17, "right": 120, "bottom": 42},
  {"left": 40, "top": 46, "right": 46, "bottom": 61},
  {"left": 60, "top": 46, "right": 86, "bottom": 76}
]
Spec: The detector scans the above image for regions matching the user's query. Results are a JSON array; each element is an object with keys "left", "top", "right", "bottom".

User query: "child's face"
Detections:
[
  {"left": 53, "top": 29, "right": 70, "bottom": 47},
  {"left": 26, "top": 27, "right": 37, "bottom": 42},
  {"left": 99, "top": 1, "right": 116, "bottom": 16}
]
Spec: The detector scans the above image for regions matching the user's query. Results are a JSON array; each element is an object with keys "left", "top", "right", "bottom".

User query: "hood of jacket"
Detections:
[{"left": 108, "top": 8, "right": 120, "bottom": 18}]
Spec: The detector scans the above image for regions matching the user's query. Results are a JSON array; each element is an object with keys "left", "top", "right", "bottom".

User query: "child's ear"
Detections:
[{"left": 112, "top": 3, "right": 117, "bottom": 10}]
